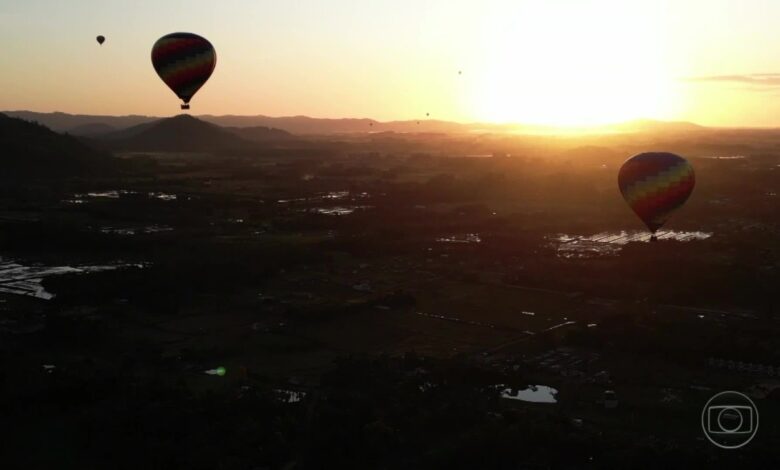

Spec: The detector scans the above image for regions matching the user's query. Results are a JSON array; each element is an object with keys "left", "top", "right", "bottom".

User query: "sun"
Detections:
[{"left": 467, "top": 1, "right": 678, "bottom": 127}]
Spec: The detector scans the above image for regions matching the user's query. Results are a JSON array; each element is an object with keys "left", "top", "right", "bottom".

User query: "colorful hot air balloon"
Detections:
[
  {"left": 618, "top": 152, "right": 695, "bottom": 240},
  {"left": 151, "top": 32, "right": 216, "bottom": 110},
  {"left": 96, "top": 35, "right": 105, "bottom": 45}
]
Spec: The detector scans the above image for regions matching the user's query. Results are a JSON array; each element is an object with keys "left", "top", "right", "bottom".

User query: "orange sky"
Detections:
[{"left": 3, "top": 1, "right": 780, "bottom": 126}]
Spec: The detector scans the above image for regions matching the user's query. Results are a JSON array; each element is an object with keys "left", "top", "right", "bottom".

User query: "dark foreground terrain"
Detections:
[{"left": 1, "top": 122, "right": 780, "bottom": 469}]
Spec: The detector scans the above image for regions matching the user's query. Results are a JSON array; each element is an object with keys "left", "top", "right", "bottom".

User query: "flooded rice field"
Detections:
[
  {"left": 436, "top": 233, "right": 482, "bottom": 244},
  {"left": 550, "top": 230, "right": 713, "bottom": 258},
  {"left": 277, "top": 190, "right": 369, "bottom": 205},
  {"left": 0, "top": 258, "right": 147, "bottom": 300},
  {"left": 64, "top": 190, "right": 178, "bottom": 204},
  {"left": 499, "top": 385, "right": 558, "bottom": 403},
  {"left": 307, "top": 206, "right": 372, "bottom": 216},
  {"left": 99, "top": 225, "right": 174, "bottom": 236}
]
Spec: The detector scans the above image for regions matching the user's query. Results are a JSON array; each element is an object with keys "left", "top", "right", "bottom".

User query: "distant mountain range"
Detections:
[
  {"left": 5, "top": 111, "right": 155, "bottom": 134},
  {"left": 3, "top": 110, "right": 468, "bottom": 135},
  {"left": 0, "top": 113, "right": 122, "bottom": 177},
  {"left": 3, "top": 110, "right": 713, "bottom": 136}
]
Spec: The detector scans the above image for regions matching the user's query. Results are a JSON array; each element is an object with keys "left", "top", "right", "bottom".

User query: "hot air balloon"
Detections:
[
  {"left": 151, "top": 32, "right": 216, "bottom": 110},
  {"left": 96, "top": 35, "right": 105, "bottom": 45},
  {"left": 618, "top": 152, "right": 695, "bottom": 241}
]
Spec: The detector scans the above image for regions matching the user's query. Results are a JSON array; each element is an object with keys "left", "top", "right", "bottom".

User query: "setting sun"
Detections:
[{"left": 467, "top": 1, "right": 679, "bottom": 126}]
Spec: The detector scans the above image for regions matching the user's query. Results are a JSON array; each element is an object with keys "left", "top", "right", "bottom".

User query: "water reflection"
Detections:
[
  {"left": 76, "top": 190, "right": 128, "bottom": 198},
  {"left": 436, "top": 233, "right": 481, "bottom": 244},
  {"left": 100, "top": 225, "right": 173, "bottom": 236},
  {"left": 275, "top": 389, "right": 306, "bottom": 403},
  {"left": 551, "top": 230, "right": 712, "bottom": 258},
  {"left": 278, "top": 191, "right": 369, "bottom": 205},
  {"left": 148, "top": 192, "right": 177, "bottom": 201},
  {"left": 67, "top": 190, "right": 178, "bottom": 202},
  {"left": 500, "top": 385, "right": 558, "bottom": 403},
  {"left": 308, "top": 206, "right": 371, "bottom": 216},
  {"left": 0, "top": 258, "right": 147, "bottom": 300},
  {"left": 322, "top": 191, "right": 349, "bottom": 200}
]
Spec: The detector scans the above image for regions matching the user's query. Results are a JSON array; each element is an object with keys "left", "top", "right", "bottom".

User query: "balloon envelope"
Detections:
[
  {"left": 618, "top": 152, "right": 695, "bottom": 233},
  {"left": 151, "top": 32, "right": 216, "bottom": 108},
  {"left": 96, "top": 35, "right": 105, "bottom": 45}
]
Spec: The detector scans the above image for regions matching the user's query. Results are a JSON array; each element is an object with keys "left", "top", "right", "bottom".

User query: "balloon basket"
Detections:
[{"left": 181, "top": 104, "right": 190, "bottom": 110}]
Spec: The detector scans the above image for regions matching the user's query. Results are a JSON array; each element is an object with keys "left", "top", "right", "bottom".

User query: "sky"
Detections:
[{"left": 2, "top": 0, "right": 780, "bottom": 127}]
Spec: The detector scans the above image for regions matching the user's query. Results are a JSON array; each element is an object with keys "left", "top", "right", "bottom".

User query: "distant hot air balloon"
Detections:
[
  {"left": 96, "top": 35, "right": 105, "bottom": 45},
  {"left": 151, "top": 32, "right": 216, "bottom": 110},
  {"left": 618, "top": 152, "right": 695, "bottom": 241}
]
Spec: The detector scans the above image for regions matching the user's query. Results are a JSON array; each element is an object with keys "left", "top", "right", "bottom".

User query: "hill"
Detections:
[
  {"left": 0, "top": 113, "right": 121, "bottom": 178},
  {"left": 611, "top": 118, "right": 707, "bottom": 134},
  {"left": 201, "top": 115, "right": 469, "bottom": 134},
  {"left": 3, "top": 111, "right": 470, "bottom": 135},
  {"left": 224, "top": 125, "right": 294, "bottom": 143},
  {"left": 99, "top": 114, "right": 253, "bottom": 152},
  {"left": 3, "top": 111, "right": 156, "bottom": 133},
  {"left": 3, "top": 110, "right": 715, "bottom": 136},
  {"left": 68, "top": 122, "right": 116, "bottom": 137}
]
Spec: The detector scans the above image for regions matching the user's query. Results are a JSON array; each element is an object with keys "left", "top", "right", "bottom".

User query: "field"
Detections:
[{"left": 2, "top": 132, "right": 780, "bottom": 468}]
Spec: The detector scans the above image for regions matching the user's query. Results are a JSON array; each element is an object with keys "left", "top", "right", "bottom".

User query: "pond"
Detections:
[
  {"left": 66, "top": 190, "right": 178, "bottom": 203},
  {"left": 499, "top": 385, "right": 558, "bottom": 403},
  {"left": 0, "top": 258, "right": 147, "bottom": 300},
  {"left": 99, "top": 225, "right": 173, "bottom": 236},
  {"left": 275, "top": 389, "right": 306, "bottom": 403},
  {"left": 436, "top": 233, "right": 481, "bottom": 244},
  {"left": 550, "top": 230, "right": 713, "bottom": 258},
  {"left": 308, "top": 206, "right": 371, "bottom": 216}
]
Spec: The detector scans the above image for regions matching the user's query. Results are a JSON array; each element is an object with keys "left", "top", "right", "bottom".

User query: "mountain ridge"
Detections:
[{"left": 3, "top": 110, "right": 717, "bottom": 136}]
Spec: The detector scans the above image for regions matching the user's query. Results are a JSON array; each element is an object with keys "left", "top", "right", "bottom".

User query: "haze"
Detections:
[{"left": 3, "top": 0, "right": 780, "bottom": 127}]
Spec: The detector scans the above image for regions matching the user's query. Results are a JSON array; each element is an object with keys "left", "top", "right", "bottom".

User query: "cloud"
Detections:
[{"left": 682, "top": 74, "right": 780, "bottom": 87}]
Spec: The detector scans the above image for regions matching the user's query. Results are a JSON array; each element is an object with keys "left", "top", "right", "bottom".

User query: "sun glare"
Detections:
[{"left": 468, "top": 1, "right": 678, "bottom": 127}]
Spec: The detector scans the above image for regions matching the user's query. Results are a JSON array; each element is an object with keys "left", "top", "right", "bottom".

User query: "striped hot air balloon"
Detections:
[
  {"left": 618, "top": 152, "right": 695, "bottom": 240},
  {"left": 151, "top": 32, "right": 216, "bottom": 110}
]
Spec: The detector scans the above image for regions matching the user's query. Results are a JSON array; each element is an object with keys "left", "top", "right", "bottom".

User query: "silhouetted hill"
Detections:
[
  {"left": 4, "top": 110, "right": 718, "bottom": 136},
  {"left": 201, "top": 115, "right": 469, "bottom": 134},
  {"left": 201, "top": 115, "right": 378, "bottom": 134},
  {"left": 68, "top": 122, "right": 116, "bottom": 137},
  {"left": 3, "top": 111, "right": 469, "bottom": 134},
  {"left": 224, "top": 125, "right": 294, "bottom": 142},
  {"left": 3, "top": 111, "right": 155, "bottom": 133},
  {"left": 612, "top": 119, "right": 707, "bottom": 133},
  {"left": 0, "top": 113, "right": 120, "bottom": 178},
  {"left": 100, "top": 115, "right": 252, "bottom": 152}
]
